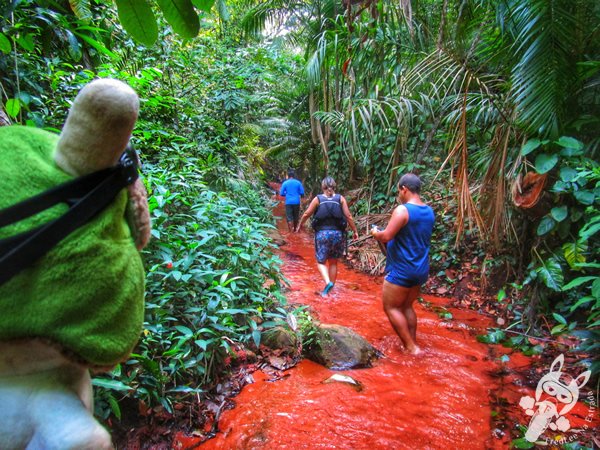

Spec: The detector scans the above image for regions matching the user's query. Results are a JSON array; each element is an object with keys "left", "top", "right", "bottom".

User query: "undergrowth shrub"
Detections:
[
  {"left": 94, "top": 137, "right": 287, "bottom": 419},
  {"left": 479, "top": 137, "right": 599, "bottom": 377}
]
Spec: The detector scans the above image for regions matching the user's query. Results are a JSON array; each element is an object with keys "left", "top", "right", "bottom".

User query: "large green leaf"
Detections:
[
  {"left": 580, "top": 216, "right": 600, "bottom": 240},
  {"left": 562, "top": 241, "right": 586, "bottom": 269},
  {"left": 556, "top": 136, "right": 583, "bottom": 150},
  {"left": 92, "top": 378, "right": 133, "bottom": 391},
  {"left": 537, "top": 257, "right": 564, "bottom": 291},
  {"left": 573, "top": 190, "right": 595, "bottom": 205},
  {"left": 192, "top": 0, "right": 215, "bottom": 12},
  {"left": 592, "top": 278, "right": 600, "bottom": 299},
  {"left": 569, "top": 295, "right": 594, "bottom": 312},
  {"left": 16, "top": 34, "right": 35, "bottom": 52},
  {"left": 215, "top": 0, "right": 230, "bottom": 21},
  {"left": 156, "top": 0, "right": 199, "bottom": 38},
  {"left": 559, "top": 166, "right": 578, "bottom": 182},
  {"left": 537, "top": 216, "right": 555, "bottom": 235},
  {"left": 563, "top": 276, "right": 596, "bottom": 291},
  {"left": 73, "top": 31, "right": 118, "bottom": 59},
  {"left": 115, "top": 0, "right": 158, "bottom": 46},
  {"left": 534, "top": 153, "right": 558, "bottom": 174},
  {"left": 550, "top": 205, "right": 567, "bottom": 222},
  {"left": 509, "top": 1, "right": 579, "bottom": 138},
  {"left": 69, "top": 0, "right": 92, "bottom": 21},
  {"left": 5, "top": 98, "right": 20, "bottom": 119},
  {"left": 0, "top": 33, "right": 11, "bottom": 54},
  {"left": 65, "top": 29, "right": 82, "bottom": 61},
  {"left": 552, "top": 312, "right": 567, "bottom": 325},
  {"left": 520, "top": 139, "right": 542, "bottom": 156},
  {"left": 559, "top": 146, "right": 584, "bottom": 157}
]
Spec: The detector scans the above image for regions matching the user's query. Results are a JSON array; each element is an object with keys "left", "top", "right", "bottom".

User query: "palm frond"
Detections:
[
  {"left": 506, "top": 0, "right": 580, "bottom": 138},
  {"left": 240, "top": 0, "right": 290, "bottom": 37},
  {"left": 305, "top": 31, "right": 330, "bottom": 88}
]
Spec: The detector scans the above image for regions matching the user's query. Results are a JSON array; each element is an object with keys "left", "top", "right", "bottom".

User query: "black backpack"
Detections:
[{"left": 311, "top": 194, "right": 347, "bottom": 231}]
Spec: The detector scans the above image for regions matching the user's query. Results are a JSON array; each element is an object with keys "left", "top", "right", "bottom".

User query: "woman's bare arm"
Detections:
[
  {"left": 372, "top": 205, "right": 408, "bottom": 243},
  {"left": 295, "top": 196, "right": 320, "bottom": 231},
  {"left": 341, "top": 196, "right": 359, "bottom": 239}
]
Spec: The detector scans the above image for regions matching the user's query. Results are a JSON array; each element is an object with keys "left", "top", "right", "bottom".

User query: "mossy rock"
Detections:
[
  {"left": 261, "top": 325, "right": 301, "bottom": 357},
  {"left": 304, "top": 323, "right": 379, "bottom": 370}
]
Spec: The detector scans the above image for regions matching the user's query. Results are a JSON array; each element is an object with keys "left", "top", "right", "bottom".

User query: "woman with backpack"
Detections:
[{"left": 295, "top": 176, "right": 359, "bottom": 296}]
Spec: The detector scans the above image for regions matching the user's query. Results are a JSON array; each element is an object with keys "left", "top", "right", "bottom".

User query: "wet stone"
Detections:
[{"left": 305, "top": 323, "right": 380, "bottom": 370}]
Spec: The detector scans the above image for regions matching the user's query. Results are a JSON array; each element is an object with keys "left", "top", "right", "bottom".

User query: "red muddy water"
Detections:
[{"left": 200, "top": 195, "right": 510, "bottom": 450}]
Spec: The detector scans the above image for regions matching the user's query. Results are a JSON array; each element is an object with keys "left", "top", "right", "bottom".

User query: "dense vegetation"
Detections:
[
  {"left": 0, "top": 0, "right": 304, "bottom": 424},
  {"left": 1, "top": 0, "right": 598, "bottom": 445}
]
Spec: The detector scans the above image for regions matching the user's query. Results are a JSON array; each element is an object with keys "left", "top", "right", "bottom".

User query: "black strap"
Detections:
[{"left": 0, "top": 147, "right": 139, "bottom": 286}]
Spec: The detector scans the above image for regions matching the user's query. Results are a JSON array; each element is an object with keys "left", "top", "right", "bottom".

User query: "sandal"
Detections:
[{"left": 322, "top": 282, "right": 334, "bottom": 296}]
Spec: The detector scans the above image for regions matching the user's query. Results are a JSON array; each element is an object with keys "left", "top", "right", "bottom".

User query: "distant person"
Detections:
[
  {"left": 280, "top": 169, "right": 305, "bottom": 232},
  {"left": 296, "top": 176, "right": 359, "bottom": 296},
  {"left": 371, "top": 173, "right": 434, "bottom": 355}
]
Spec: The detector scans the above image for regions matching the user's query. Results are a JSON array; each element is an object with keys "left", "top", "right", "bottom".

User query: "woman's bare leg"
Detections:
[
  {"left": 403, "top": 286, "right": 420, "bottom": 342},
  {"left": 317, "top": 263, "right": 331, "bottom": 284},
  {"left": 328, "top": 259, "right": 338, "bottom": 284},
  {"left": 382, "top": 280, "right": 420, "bottom": 354}
]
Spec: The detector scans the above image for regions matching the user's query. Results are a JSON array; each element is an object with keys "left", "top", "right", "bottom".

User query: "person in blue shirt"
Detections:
[
  {"left": 371, "top": 173, "right": 435, "bottom": 355},
  {"left": 279, "top": 169, "right": 305, "bottom": 232}
]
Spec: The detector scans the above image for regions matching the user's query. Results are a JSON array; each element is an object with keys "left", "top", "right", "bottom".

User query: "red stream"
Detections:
[{"left": 198, "top": 196, "right": 511, "bottom": 449}]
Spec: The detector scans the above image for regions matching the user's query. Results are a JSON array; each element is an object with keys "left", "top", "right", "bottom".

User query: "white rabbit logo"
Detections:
[{"left": 519, "top": 354, "right": 591, "bottom": 442}]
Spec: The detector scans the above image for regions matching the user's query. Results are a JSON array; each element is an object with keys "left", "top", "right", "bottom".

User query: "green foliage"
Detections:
[
  {"left": 91, "top": 123, "right": 287, "bottom": 414},
  {"left": 155, "top": 0, "right": 200, "bottom": 38},
  {"left": 477, "top": 329, "right": 545, "bottom": 357},
  {"left": 498, "top": 136, "right": 599, "bottom": 374},
  {"left": 525, "top": 136, "right": 598, "bottom": 287},
  {"left": 506, "top": 0, "right": 582, "bottom": 138},
  {"left": 1, "top": 0, "right": 599, "bottom": 436},
  {"left": 114, "top": 0, "right": 159, "bottom": 46},
  {"left": 1, "top": 1, "right": 305, "bottom": 424},
  {"left": 295, "top": 306, "right": 320, "bottom": 351},
  {"left": 91, "top": 0, "right": 219, "bottom": 45},
  {"left": 113, "top": 0, "right": 209, "bottom": 44}
]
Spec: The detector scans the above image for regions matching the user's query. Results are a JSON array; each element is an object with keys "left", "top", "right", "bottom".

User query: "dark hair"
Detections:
[
  {"left": 398, "top": 173, "right": 422, "bottom": 193},
  {"left": 321, "top": 176, "right": 336, "bottom": 191},
  {"left": 287, "top": 169, "right": 296, "bottom": 178}
]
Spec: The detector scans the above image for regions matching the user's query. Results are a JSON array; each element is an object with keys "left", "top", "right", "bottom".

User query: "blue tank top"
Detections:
[{"left": 385, "top": 203, "right": 435, "bottom": 281}]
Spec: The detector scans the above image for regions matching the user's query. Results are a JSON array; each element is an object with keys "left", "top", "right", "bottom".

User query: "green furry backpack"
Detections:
[{"left": 0, "top": 79, "right": 150, "bottom": 369}]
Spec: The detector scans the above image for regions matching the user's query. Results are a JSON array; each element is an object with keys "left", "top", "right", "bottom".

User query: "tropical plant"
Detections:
[
  {"left": 522, "top": 137, "right": 599, "bottom": 373},
  {"left": 94, "top": 152, "right": 286, "bottom": 413}
]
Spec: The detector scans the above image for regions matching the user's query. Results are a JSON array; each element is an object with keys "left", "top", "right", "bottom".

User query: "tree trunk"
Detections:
[
  {"left": 415, "top": 115, "right": 441, "bottom": 164},
  {"left": 436, "top": 0, "right": 448, "bottom": 50},
  {"left": 400, "top": 0, "right": 414, "bottom": 37},
  {"left": 309, "top": 92, "right": 319, "bottom": 145},
  {"left": 387, "top": 133, "right": 403, "bottom": 195},
  {"left": 315, "top": 119, "right": 330, "bottom": 172}
]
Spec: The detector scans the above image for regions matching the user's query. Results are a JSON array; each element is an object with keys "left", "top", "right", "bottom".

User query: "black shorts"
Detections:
[{"left": 285, "top": 204, "right": 300, "bottom": 223}]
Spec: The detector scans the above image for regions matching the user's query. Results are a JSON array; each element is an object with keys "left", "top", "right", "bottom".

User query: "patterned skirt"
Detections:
[{"left": 314, "top": 229, "right": 345, "bottom": 263}]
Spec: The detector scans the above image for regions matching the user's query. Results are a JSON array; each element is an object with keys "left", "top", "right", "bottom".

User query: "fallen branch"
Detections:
[{"left": 503, "top": 329, "right": 560, "bottom": 344}]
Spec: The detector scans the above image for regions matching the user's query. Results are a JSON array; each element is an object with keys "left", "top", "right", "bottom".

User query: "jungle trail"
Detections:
[{"left": 130, "top": 188, "right": 597, "bottom": 450}]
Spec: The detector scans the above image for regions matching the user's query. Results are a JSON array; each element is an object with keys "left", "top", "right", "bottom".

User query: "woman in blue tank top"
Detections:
[{"left": 371, "top": 173, "right": 434, "bottom": 355}]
